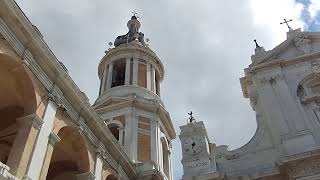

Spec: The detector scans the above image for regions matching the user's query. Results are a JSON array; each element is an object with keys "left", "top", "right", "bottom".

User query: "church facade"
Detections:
[
  {"left": 0, "top": 1, "right": 175, "bottom": 180},
  {"left": 179, "top": 28, "right": 320, "bottom": 179}
]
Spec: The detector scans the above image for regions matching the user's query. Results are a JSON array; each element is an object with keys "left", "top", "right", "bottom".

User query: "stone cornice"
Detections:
[
  {"left": 95, "top": 96, "right": 176, "bottom": 140},
  {"left": 0, "top": 1, "right": 137, "bottom": 178},
  {"left": 248, "top": 51, "right": 320, "bottom": 75}
]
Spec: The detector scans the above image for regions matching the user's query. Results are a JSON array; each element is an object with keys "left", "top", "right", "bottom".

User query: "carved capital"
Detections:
[
  {"left": 287, "top": 159, "right": 320, "bottom": 179},
  {"left": 48, "top": 132, "right": 61, "bottom": 146}
]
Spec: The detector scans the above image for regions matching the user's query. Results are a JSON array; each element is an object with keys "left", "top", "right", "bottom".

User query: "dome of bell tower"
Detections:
[{"left": 95, "top": 15, "right": 166, "bottom": 108}]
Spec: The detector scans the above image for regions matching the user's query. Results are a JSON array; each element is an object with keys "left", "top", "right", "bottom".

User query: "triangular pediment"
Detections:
[{"left": 252, "top": 29, "right": 320, "bottom": 65}]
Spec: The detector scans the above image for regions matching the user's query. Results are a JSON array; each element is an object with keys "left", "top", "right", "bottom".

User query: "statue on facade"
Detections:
[{"left": 294, "top": 32, "right": 312, "bottom": 54}]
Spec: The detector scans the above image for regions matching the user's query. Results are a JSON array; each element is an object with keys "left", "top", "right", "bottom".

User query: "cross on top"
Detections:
[
  {"left": 132, "top": 11, "right": 139, "bottom": 17},
  {"left": 280, "top": 18, "right": 293, "bottom": 31}
]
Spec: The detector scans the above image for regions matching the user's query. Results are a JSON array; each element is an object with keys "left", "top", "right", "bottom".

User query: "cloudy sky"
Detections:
[{"left": 16, "top": 0, "right": 320, "bottom": 179}]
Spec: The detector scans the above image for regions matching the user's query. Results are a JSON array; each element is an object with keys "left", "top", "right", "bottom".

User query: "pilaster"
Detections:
[
  {"left": 123, "top": 110, "right": 138, "bottom": 162},
  {"left": 6, "top": 114, "right": 43, "bottom": 178},
  {"left": 38, "top": 132, "right": 61, "bottom": 180},
  {"left": 24, "top": 99, "right": 58, "bottom": 180},
  {"left": 94, "top": 149, "right": 103, "bottom": 180},
  {"left": 151, "top": 116, "right": 161, "bottom": 165}
]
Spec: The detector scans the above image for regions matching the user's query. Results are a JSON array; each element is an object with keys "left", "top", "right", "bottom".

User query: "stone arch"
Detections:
[
  {"left": 102, "top": 166, "right": 118, "bottom": 180},
  {"left": 296, "top": 73, "right": 320, "bottom": 100},
  {"left": 46, "top": 126, "right": 91, "bottom": 180},
  {"left": 0, "top": 48, "right": 38, "bottom": 177},
  {"left": 160, "top": 135, "right": 170, "bottom": 179},
  {"left": 107, "top": 120, "right": 123, "bottom": 141},
  {"left": 105, "top": 174, "right": 117, "bottom": 180},
  {"left": 0, "top": 53, "right": 37, "bottom": 116}
]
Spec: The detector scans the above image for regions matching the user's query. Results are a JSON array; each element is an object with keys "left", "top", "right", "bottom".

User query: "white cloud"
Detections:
[
  {"left": 309, "top": 0, "right": 320, "bottom": 19},
  {"left": 250, "top": 0, "right": 304, "bottom": 47}
]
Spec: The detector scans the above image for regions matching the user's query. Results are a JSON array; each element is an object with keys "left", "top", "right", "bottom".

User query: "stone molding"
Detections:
[
  {"left": 16, "top": 113, "right": 43, "bottom": 130},
  {"left": 287, "top": 159, "right": 320, "bottom": 179},
  {"left": 48, "top": 132, "right": 61, "bottom": 146},
  {"left": 76, "top": 172, "right": 95, "bottom": 180},
  {"left": 100, "top": 45, "right": 164, "bottom": 80}
]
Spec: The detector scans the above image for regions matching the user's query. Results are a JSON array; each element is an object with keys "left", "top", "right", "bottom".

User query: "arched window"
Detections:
[
  {"left": 161, "top": 138, "right": 170, "bottom": 179},
  {"left": 107, "top": 123, "right": 120, "bottom": 141}
]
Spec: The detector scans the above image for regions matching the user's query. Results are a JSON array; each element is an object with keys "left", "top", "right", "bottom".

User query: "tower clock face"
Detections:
[{"left": 183, "top": 136, "right": 206, "bottom": 155}]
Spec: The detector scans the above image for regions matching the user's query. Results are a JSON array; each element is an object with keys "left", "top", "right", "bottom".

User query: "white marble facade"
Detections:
[{"left": 180, "top": 29, "right": 320, "bottom": 179}]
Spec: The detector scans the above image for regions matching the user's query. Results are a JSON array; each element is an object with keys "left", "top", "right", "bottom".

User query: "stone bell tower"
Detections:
[{"left": 93, "top": 15, "right": 176, "bottom": 180}]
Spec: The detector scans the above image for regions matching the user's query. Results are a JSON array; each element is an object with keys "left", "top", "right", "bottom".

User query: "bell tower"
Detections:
[
  {"left": 94, "top": 15, "right": 176, "bottom": 180},
  {"left": 179, "top": 114, "right": 217, "bottom": 179}
]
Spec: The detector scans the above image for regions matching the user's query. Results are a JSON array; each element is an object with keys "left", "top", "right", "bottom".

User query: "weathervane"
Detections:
[
  {"left": 280, "top": 18, "right": 293, "bottom": 31},
  {"left": 188, "top": 111, "right": 195, "bottom": 123}
]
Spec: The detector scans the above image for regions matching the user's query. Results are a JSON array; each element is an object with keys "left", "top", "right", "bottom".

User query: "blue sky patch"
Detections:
[{"left": 295, "top": 0, "right": 320, "bottom": 31}]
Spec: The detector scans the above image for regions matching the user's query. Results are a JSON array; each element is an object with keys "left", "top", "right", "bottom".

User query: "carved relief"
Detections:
[
  {"left": 287, "top": 159, "right": 320, "bottom": 179},
  {"left": 311, "top": 59, "right": 320, "bottom": 74},
  {"left": 294, "top": 32, "right": 312, "bottom": 54}
]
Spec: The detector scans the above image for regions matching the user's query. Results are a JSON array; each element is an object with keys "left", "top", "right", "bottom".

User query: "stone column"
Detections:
[
  {"left": 133, "top": 60, "right": 138, "bottom": 86},
  {"left": 125, "top": 58, "right": 131, "bottom": 85},
  {"left": 94, "top": 151, "right": 103, "bottom": 180},
  {"left": 106, "top": 63, "right": 114, "bottom": 90},
  {"left": 150, "top": 117, "right": 161, "bottom": 165},
  {"left": 100, "top": 69, "right": 107, "bottom": 95},
  {"left": 24, "top": 100, "right": 57, "bottom": 180},
  {"left": 38, "top": 132, "right": 60, "bottom": 180},
  {"left": 6, "top": 114, "right": 43, "bottom": 178},
  {"left": 77, "top": 172, "right": 95, "bottom": 180},
  {"left": 146, "top": 63, "right": 151, "bottom": 90},
  {"left": 119, "top": 127, "right": 125, "bottom": 146}
]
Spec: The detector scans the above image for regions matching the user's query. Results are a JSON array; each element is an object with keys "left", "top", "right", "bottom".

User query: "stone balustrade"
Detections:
[{"left": 0, "top": 162, "right": 20, "bottom": 180}]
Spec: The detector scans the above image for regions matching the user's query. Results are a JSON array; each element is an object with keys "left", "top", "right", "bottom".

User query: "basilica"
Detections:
[{"left": 1, "top": 0, "right": 320, "bottom": 180}]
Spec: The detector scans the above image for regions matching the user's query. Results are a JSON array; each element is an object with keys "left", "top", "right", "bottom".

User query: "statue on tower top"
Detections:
[{"left": 114, "top": 12, "right": 146, "bottom": 47}]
